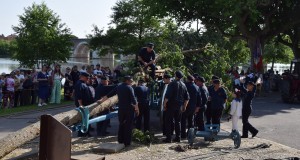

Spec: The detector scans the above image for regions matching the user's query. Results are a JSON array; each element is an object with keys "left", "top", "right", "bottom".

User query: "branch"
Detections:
[
  {"left": 277, "top": 35, "right": 293, "bottom": 48},
  {"left": 238, "top": 10, "right": 256, "bottom": 39},
  {"left": 266, "top": 19, "right": 300, "bottom": 40}
]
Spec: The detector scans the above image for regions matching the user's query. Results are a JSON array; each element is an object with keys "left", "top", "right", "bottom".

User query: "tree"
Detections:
[
  {"left": 0, "top": 40, "right": 15, "bottom": 58},
  {"left": 89, "top": 0, "right": 162, "bottom": 60},
  {"left": 264, "top": 39, "right": 293, "bottom": 69},
  {"left": 13, "top": 2, "right": 73, "bottom": 68},
  {"left": 146, "top": 0, "right": 300, "bottom": 72},
  {"left": 277, "top": 25, "right": 300, "bottom": 59}
]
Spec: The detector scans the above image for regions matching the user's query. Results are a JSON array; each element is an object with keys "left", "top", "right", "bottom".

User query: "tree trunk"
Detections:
[
  {"left": 0, "top": 95, "right": 118, "bottom": 159},
  {"left": 271, "top": 56, "right": 275, "bottom": 70},
  {"left": 248, "top": 37, "right": 264, "bottom": 73}
]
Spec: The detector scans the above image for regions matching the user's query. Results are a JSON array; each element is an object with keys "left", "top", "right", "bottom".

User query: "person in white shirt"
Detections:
[
  {"left": 93, "top": 64, "right": 103, "bottom": 75},
  {"left": 161, "top": 74, "right": 172, "bottom": 136},
  {"left": 230, "top": 89, "right": 243, "bottom": 133},
  {"left": 14, "top": 69, "right": 25, "bottom": 107},
  {"left": 3, "top": 74, "right": 15, "bottom": 108}
]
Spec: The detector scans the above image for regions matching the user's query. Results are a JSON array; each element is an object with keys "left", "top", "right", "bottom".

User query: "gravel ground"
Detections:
[{"left": 3, "top": 131, "right": 300, "bottom": 160}]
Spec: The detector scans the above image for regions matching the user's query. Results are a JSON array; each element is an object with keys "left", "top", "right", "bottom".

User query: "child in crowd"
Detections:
[{"left": 230, "top": 89, "right": 243, "bottom": 133}]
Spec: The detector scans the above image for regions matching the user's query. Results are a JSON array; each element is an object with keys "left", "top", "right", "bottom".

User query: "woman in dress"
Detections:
[
  {"left": 50, "top": 64, "right": 64, "bottom": 104},
  {"left": 37, "top": 65, "right": 50, "bottom": 107}
]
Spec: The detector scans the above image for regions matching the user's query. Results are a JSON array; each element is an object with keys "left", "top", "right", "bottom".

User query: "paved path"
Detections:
[
  {"left": 222, "top": 91, "right": 300, "bottom": 149},
  {"left": 0, "top": 106, "right": 74, "bottom": 140},
  {"left": 0, "top": 92, "right": 299, "bottom": 150}
]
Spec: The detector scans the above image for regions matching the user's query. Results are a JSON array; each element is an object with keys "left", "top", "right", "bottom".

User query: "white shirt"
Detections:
[
  {"left": 93, "top": 69, "right": 103, "bottom": 75},
  {"left": 161, "top": 83, "right": 169, "bottom": 112},
  {"left": 230, "top": 99, "right": 243, "bottom": 117},
  {"left": 15, "top": 74, "right": 25, "bottom": 90}
]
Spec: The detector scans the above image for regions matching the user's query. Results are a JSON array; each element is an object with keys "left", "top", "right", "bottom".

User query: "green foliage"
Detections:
[
  {"left": 132, "top": 129, "right": 158, "bottom": 145},
  {"left": 0, "top": 40, "right": 15, "bottom": 58},
  {"left": 264, "top": 40, "right": 294, "bottom": 64},
  {"left": 147, "top": 0, "right": 300, "bottom": 71},
  {"left": 12, "top": 2, "right": 73, "bottom": 68},
  {"left": 89, "top": 0, "right": 163, "bottom": 57}
]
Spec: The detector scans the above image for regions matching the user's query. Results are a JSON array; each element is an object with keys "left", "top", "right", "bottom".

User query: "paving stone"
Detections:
[{"left": 92, "top": 143, "right": 125, "bottom": 153}]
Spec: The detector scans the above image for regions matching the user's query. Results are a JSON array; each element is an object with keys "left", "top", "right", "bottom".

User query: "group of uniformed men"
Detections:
[{"left": 73, "top": 42, "right": 258, "bottom": 147}]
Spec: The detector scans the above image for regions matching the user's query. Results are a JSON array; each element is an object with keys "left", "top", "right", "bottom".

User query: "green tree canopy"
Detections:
[
  {"left": 146, "top": 0, "right": 300, "bottom": 71},
  {"left": 0, "top": 40, "right": 15, "bottom": 58},
  {"left": 13, "top": 2, "right": 73, "bottom": 68}
]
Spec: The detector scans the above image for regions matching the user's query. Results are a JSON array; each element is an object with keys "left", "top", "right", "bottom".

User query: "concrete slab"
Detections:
[
  {"left": 71, "top": 153, "right": 105, "bottom": 160},
  {"left": 92, "top": 143, "right": 125, "bottom": 153}
]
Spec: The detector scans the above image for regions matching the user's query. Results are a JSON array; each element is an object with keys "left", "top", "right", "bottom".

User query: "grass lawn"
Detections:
[
  {"left": 0, "top": 100, "right": 73, "bottom": 117},
  {"left": 0, "top": 89, "right": 73, "bottom": 116}
]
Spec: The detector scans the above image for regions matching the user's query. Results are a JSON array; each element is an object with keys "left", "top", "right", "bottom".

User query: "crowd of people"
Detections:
[
  {"left": 1, "top": 42, "right": 283, "bottom": 148},
  {"left": 0, "top": 63, "right": 119, "bottom": 109}
]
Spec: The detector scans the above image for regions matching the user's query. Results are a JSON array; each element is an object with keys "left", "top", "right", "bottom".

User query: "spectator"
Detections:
[
  {"left": 50, "top": 64, "right": 64, "bottom": 104},
  {"left": 14, "top": 69, "right": 25, "bottom": 107},
  {"left": 80, "top": 65, "right": 86, "bottom": 73},
  {"left": 37, "top": 65, "right": 50, "bottom": 107},
  {"left": 64, "top": 67, "right": 73, "bottom": 100},
  {"left": 0, "top": 73, "right": 5, "bottom": 107},
  {"left": 22, "top": 74, "right": 34, "bottom": 105},
  {"left": 71, "top": 65, "right": 80, "bottom": 85},
  {"left": 3, "top": 74, "right": 15, "bottom": 108},
  {"left": 93, "top": 64, "right": 103, "bottom": 75},
  {"left": 31, "top": 68, "right": 39, "bottom": 104}
]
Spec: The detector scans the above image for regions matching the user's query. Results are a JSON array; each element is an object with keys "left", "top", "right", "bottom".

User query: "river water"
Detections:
[{"left": 0, "top": 57, "right": 118, "bottom": 74}]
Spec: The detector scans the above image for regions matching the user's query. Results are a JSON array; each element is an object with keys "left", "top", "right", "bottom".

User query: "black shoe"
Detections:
[
  {"left": 181, "top": 136, "right": 187, "bottom": 139},
  {"left": 241, "top": 135, "right": 248, "bottom": 138},
  {"left": 162, "top": 138, "right": 171, "bottom": 143},
  {"left": 252, "top": 130, "right": 258, "bottom": 138},
  {"left": 173, "top": 137, "right": 181, "bottom": 142}
]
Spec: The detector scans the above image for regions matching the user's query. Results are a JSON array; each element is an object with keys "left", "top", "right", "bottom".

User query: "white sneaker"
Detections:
[
  {"left": 38, "top": 103, "right": 42, "bottom": 107},
  {"left": 42, "top": 103, "right": 47, "bottom": 106}
]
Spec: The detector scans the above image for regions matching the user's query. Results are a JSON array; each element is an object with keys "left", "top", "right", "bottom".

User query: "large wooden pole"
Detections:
[{"left": 0, "top": 95, "right": 118, "bottom": 159}]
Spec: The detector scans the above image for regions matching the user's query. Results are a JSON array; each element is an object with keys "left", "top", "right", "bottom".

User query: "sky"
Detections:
[{"left": 0, "top": 0, "right": 118, "bottom": 38}]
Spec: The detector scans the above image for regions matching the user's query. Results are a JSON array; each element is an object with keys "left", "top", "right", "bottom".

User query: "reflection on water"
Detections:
[{"left": 0, "top": 58, "right": 19, "bottom": 73}]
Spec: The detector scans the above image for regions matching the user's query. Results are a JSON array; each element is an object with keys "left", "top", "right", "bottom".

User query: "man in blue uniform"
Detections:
[
  {"left": 138, "top": 43, "right": 156, "bottom": 79},
  {"left": 163, "top": 71, "right": 190, "bottom": 143},
  {"left": 74, "top": 72, "right": 94, "bottom": 137},
  {"left": 134, "top": 79, "right": 150, "bottom": 132},
  {"left": 181, "top": 75, "right": 200, "bottom": 139},
  {"left": 94, "top": 76, "right": 112, "bottom": 136},
  {"left": 160, "top": 74, "right": 173, "bottom": 135},
  {"left": 194, "top": 76, "right": 208, "bottom": 131},
  {"left": 101, "top": 76, "right": 139, "bottom": 146},
  {"left": 207, "top": 79, "right": 227, "bottom": 127},
  {"left": 206, "top": 75, "right": 220, "bottom": 125}
]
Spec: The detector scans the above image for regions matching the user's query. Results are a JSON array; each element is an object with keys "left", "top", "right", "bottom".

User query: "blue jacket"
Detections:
[
  {"left": 208, "top": 87, "right": 227, "bottom": 109},
  {"left": 134, "top": 85, "right": 149, "bottom": 105},
  {"left": 185, "top": 82, "right": 199, "bottom": 111},
  {"left": 107, "top": 83, "right": 137, "bottom": 110}
]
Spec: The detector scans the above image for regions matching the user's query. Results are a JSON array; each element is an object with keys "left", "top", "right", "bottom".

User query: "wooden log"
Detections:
[{"left": 0, "top": 95, "right": 119, "bottom": 159}]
